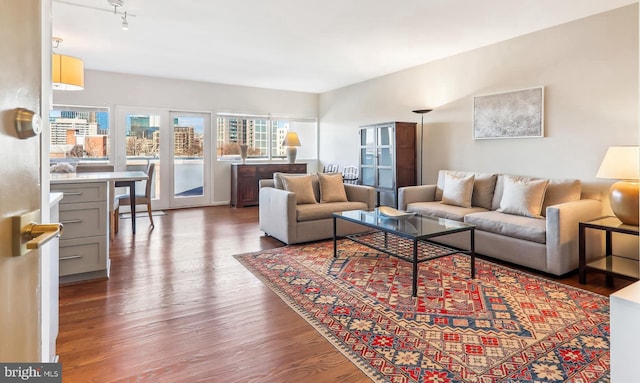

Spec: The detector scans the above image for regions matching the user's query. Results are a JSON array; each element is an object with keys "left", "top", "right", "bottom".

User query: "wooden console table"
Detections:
[
  {"left": 579, "top": 216, "right": 639, "bottom": 286},
  {"left": 231, "top": 163, "right": 307, "bottom": 207}
]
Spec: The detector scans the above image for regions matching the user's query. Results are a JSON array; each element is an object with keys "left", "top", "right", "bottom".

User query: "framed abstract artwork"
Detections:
[{"left": 473, "top": 87, "right": 544, "bottom": 139}]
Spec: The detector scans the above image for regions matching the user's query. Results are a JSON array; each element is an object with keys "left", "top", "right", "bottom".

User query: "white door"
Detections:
[
  {"left": 0, "top": 0, "right": 54, "bottom": 362},
  {"left": 169, "top": 111, "right": 211, "bottom": 208}
]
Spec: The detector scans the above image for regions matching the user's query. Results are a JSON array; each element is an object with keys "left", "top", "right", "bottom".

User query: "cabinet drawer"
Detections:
[
  {"left": 59, "top": 202, "right": 106, "bottom": 239},
  {"left": 289, "top": 164, "right": 307, "bottom": 173},
  {"left": 236, "top": 165, "right": 256, "bottom": 176},
  {"left": 52, "top": 183, "right": 107, "bottom": 204},
  {"left": 59, "top": 236, "right": 107, "bottom": 276}
]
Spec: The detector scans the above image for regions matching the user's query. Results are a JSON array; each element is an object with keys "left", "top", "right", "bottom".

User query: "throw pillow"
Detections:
[
  {"left": 281, "top": 175, "right": 318, "bottom": 205},
  {"left": 318, "top": 173, "right": 348, "bottom": 203},
  {"left": 540, "top": 179, "right": 581, "bottom": 217},
  {"left": 498, "top": 176, "right": 549, "bottom": 218},
  {"left": 441, "top": 173, "right": 475, "bottom": 208},
  {"left": 471, "top": 173, "right": 498, "bottom": 209},
  {"left": 275, "top": 172, "right": 320, "bottom": 201}
]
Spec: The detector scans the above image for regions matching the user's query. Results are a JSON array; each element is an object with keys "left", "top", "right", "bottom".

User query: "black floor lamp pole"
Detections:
[{"left": 412, "top": 109, "right": 433, "bottom": 185}]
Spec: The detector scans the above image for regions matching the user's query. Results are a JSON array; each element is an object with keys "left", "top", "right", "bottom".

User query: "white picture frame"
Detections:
[{"left": 473, "top": 87, "right": 544, "bottom": 139}]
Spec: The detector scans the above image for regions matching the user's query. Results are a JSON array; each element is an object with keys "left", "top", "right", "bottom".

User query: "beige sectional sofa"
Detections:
[
  {"left": 398, "top": 170, "right": 603, "bottom": 275},
  {"left": 259, "top": 172, "right": 376, "bottom": 244}
]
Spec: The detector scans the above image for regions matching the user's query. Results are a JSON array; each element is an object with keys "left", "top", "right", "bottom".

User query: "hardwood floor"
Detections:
[{"left": 57, "top": 206, "right": 634, "bottom": 382}]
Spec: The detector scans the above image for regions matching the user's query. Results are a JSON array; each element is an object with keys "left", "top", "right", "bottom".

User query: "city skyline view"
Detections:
[{"left": 49, "top": 108, "right": 294, "bottom": 160}]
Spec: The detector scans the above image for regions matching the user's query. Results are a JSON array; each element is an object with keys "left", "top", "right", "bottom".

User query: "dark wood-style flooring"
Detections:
[{"left": 57, "top": 206, "right": 634, "bottom": 382}]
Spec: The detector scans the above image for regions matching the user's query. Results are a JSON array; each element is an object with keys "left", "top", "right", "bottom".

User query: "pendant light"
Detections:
[{"left": 52, "top": 37, "right": 84, "bottom": 91}]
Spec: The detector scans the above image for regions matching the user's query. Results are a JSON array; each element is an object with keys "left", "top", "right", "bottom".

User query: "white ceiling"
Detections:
[{"left": 52, "top": 0, "right": 638, "bottom": 94}]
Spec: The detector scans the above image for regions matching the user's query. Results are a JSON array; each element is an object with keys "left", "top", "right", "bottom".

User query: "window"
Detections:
[
  {"left": 217, "top": 114, "right": 316, "bottom": 160},
  {"left": 50, "top": 105, "right": 110, "bottom": 163},
  {"left": 270, "top": 118, "right": 316, "bottom": 159}
]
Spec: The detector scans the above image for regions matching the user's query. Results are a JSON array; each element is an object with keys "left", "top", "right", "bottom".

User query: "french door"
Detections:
[
  {"left": 115, "top": 107, "right": 212, "bottom": 210},
  {"left": 170, "top": 111, "right": 211, "bottom": 208}
]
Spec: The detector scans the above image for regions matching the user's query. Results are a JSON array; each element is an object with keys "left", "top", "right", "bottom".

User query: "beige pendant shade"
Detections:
[{"left": 52, "top": 53, "right": 84, "bottom": 90}]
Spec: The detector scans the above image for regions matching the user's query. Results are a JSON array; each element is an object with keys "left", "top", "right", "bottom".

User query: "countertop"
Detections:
[{"left": 50, "top": 171, "right": 148, "bottom": 184}]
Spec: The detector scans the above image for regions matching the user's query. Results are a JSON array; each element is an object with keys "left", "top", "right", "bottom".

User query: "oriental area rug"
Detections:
[{"left": 234, "top": 240, "right": 610, "bottom": 383}]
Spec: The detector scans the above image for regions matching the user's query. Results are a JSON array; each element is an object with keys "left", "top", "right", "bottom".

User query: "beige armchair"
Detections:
[{"left": 259, "top": 172, "right": 376, "bottom": 244}]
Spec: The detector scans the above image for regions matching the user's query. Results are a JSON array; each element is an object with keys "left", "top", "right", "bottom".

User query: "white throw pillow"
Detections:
[
  {"left": 498, "top": 176, "right": 549, "bottom": 218},
  {"left": 441, "top": 173, "right": 475, "bottom": 208}
]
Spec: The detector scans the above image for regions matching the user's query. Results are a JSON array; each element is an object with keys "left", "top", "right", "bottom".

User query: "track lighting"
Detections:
[
  {"left": 54, "top": 0, "right": 135, "bottom": 30},
  {"left": 108, "top": 0, "right": 123, "bottom": 14}
]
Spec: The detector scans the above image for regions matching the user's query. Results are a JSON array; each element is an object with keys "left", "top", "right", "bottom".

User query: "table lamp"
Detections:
[
  {"left": 282, "top": 132, "right": 301, "bottom": 164},
  {"left": 596, "top": 146, "right": 639, "bottom": 225}
]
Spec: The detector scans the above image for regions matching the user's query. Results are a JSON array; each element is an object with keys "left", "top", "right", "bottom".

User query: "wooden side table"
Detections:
[{"left": 579, "top": 216, "right": 639, "bottom": 286}]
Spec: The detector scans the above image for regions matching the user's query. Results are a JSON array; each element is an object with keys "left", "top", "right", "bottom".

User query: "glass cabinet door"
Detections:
[
  {"left": 377, "top": 126, "right": 395, "bottom": 189},
  {"left": 360, "top": 127, "right": 376, "bottom": 186},
  {"left": 358, "top": 122, "right": 414, "bottom": 208}
]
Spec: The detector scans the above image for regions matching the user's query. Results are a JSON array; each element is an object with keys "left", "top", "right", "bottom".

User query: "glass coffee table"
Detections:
[{"left": 333, "top": 209, "right": 476, "bottom": 297}]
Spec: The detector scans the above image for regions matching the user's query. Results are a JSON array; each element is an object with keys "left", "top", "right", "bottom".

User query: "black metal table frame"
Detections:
[
  {"left": 332, "top": 214, "right": 475, "bottom": 297},
  {"left": 579, "top": 216, "right": 639, "bottom": 286}
]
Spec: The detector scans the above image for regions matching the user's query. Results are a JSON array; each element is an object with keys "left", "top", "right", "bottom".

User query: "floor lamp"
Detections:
[{"left": 412, "top": 109, "right": 432, "bottom": 185}]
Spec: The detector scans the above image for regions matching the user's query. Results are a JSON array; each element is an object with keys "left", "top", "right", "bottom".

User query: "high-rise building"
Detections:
[
  {"left": 96, "top": 112, "right": 109, "bottom": 135},
  {"left": 217, "top": 117, "right": 270, "bottom": 156},
  {"left": 174, "top": 126, "right": 197, "bottom": 156},
  {"left": 50, "top": 117, "right": 99, "bottom": 145}
]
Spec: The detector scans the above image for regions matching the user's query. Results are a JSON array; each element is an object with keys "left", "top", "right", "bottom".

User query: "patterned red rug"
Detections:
[{"left": 234, "top": 240, "right": 610, "bottom": 383}]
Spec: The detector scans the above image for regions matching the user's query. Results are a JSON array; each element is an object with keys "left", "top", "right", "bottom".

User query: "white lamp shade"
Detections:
[
  {"left": 52, "top": 54, "right": 84, "bottom": 90},
  {"left": 282, "top": 132, "right": 301, "bottom": 147},
  {"left": 596, "top": 146, "right": 640, "bottom": 180}
]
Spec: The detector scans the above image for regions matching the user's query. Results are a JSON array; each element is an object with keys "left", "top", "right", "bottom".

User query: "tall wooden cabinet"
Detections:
[
  {"left": 231, "top": 163, "right": 307, "bottom": 207},
  {"left": 359, "top": 121, "right": 417, "bottom": 207}
]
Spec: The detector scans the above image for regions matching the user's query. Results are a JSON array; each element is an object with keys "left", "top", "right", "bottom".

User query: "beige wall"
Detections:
[
  {"left": 319, "top": 5, "right": 638, "bottom": 193},
  {"left": 53, "top": 71, "right": 318, "bottom": 203}
]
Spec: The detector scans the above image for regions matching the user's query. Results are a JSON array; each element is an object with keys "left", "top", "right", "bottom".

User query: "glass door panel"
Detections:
[
  {"left": 171, "top": 112, "right": 211, "bottom": 207},
  {"left": 361, "top": 148, "right": 374, "bottom": 166},
  {"left": 359, "top": 127, "right": 376, "bottom": 186},
  {"left": 378, "top": 127, "right": 391, "bottom": 146},
  {"left": 378, "top": 168, "right": 394, "bottom": 189},
  {"left": 361, "top": 167, "right": 375, "bottom": 186},
  {"left": 125, "top": 113, "right": 161, "bottom": 201},
  {"left": 361, "top": 127, "right": 375, "bottom": 146},
  {"left": 117, "top": 108, "right": 211, "bottom": 210},
  {"left": 173, "top": 116, "right": 203, "bottom": 197},
  {"left": 378, "top": 147, "right": 392, "bottom": 167}
]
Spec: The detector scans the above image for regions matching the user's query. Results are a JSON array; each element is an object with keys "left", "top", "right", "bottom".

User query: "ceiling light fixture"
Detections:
[
  {"left": 55, "top": 0, "right": 136, "bottom": 30},
  {"left": 51, "top": 37, "right": 84, "bottom": 91},
  {"left": 108, "top": 0, "right": 124, "bottom": 14},
  {"left": 121, "top": 12, "right": 129, "bottom": 30}
]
